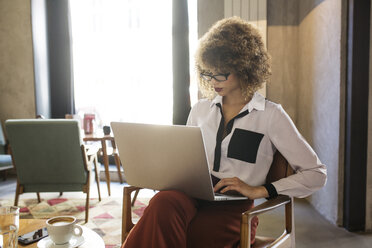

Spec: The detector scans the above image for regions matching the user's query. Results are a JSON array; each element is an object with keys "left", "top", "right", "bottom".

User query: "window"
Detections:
[
  {"left": 69, "top": 0, "right": 198, "bottom": 127},
  {"left": 70, "top": 0, "right": 173, "bottom": 126}
]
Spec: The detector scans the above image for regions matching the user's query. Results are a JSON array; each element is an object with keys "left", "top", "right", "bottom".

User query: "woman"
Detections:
[{"left": 123, "top": 17, "right": 327, "bottom": 248}]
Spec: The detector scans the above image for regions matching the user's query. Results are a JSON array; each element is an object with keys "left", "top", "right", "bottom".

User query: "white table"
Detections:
[
  {"left": 74, "top": 226, "right": 105, "bottom": 248},
  {"left": 19, "top": 219, "right": 105, "bottom": 248}
]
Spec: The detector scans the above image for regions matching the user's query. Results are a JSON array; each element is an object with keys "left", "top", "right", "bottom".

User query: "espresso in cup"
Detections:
[{"left": 46, "top": 216, "right": 83, "bottom": 245}]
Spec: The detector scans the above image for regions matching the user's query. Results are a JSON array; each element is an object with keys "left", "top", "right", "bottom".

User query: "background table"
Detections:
[
  {"left": 18, "top": 219, "right": 105, "bottom": 248},
  {"left": 83, "top": 132, "right": 123, "bottom": 196}
]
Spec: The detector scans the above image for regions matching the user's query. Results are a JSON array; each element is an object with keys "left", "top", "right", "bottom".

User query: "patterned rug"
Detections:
[{"left": 0, "top": 197, "right": 149, "bottom": 248}]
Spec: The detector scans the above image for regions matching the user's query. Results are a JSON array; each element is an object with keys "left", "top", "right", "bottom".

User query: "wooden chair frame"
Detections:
[
  {"left": 241, "top": 195, "right": 294, "bottom": 248},
  {"left": 121, "top": 152, "right": 295, "bottom": 247}
]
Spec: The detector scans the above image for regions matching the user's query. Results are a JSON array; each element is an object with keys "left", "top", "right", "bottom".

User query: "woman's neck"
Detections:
[{"left": 222, "top": 93, "right": 251, "bottom": 107}]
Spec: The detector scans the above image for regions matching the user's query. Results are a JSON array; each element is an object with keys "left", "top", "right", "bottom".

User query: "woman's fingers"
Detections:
[
  {"left": 213, "top": 178, "right": 231, "bottom": 192},
  {"left": 213, "top": 176, "right": 270, "bottom": 199},
  {"left": 219, "top": 185, "right": 238, "bottom": 193},
  {"left": 214, "top": 177, "right": 243, "bottom": 192}
]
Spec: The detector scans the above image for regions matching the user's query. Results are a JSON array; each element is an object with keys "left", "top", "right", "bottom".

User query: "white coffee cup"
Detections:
[{"left": 46, "top": 216, "right": 83, "bottom": 245}]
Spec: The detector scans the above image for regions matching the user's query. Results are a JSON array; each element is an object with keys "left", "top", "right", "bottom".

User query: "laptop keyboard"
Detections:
[{"left": 214, "top": 192, "right": 248, "bottom": 201}]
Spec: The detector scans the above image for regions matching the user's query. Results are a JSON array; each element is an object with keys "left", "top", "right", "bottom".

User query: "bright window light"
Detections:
[
  {"left": 70, "top": 0, "right": 198, "bottom": 126},
  {"left": 69, "top": 0, "right": 173, "bottom": 126}
]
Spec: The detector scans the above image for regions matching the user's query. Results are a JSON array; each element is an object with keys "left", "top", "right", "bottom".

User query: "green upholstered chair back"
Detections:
[{"left": 5, "top": 119, "right": 87, "bottom": 192}]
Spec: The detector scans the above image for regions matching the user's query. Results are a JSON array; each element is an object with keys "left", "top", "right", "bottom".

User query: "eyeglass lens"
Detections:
[{"left": 201, "top": 73, "right": 229, "bottom": 82}]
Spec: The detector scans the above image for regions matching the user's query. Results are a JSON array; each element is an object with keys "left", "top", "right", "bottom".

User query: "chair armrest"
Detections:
[
  {"left": 122, "top": 186, "right": 143, "bottom": 244},
  {"left": 240, "top": 195, "right": 293, "bottom": 248},
  {"left": 81, "top": 144, "right": 91, "bottom": 171},
  {"left": 242, "top": 195, "right": 291, "bottom": 218}
]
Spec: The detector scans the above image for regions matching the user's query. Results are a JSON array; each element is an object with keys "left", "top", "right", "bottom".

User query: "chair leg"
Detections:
[
  {"left": 85, "top": 191, "right": 90, "bottom": 223},
  {"left": 14, "top": 183, "right": 21, "bottom": 206},
  {"left": 131, "top": 189, "right": 140, "bottom": 207},
  {"left": 114, "top": 153, "right": 123, "bottom": 183},
  {"left": 93, "top": 155, "right": 102, "bottom": 201},
  {"left": 101, "top": 141, "right": 111, "bottom": 196},
  {"left": 85, "top": 171, "right": 91, "bottom": 223},
  {"left": 122, "top": 186, "right": 141, "bottom": 244},
  {"left": 37, "top": 192, "right": 41, "bottom": 203}
]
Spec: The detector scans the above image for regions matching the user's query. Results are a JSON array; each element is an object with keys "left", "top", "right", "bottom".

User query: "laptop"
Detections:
[{"left": 111, "top": 122, "right": 248, "bottom": 201}]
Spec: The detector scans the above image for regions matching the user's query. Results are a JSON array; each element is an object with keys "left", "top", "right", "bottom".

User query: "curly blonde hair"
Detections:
[{"left": 195, "top": 17, "right": 271, "bottom": 99}]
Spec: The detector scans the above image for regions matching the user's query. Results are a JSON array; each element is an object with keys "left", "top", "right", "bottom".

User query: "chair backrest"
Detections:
[
  {"left": 265, "top": 151, "right": 293, "bottom": 184},
  {"left": 5, "top": 119, "right": 87, "bottom": 189}
]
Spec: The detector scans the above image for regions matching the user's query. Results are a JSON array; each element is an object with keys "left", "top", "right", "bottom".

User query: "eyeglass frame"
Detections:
[{"left": 200, "top": 72, "right": 231, "bottom": 82}]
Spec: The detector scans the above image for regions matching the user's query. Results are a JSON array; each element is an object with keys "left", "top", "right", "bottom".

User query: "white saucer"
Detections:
[{"left": 37, "top": 236, "right": 85, "bottom": 248}]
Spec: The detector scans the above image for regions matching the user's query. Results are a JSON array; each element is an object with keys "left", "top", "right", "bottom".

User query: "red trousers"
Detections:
[{"left": 122, "top": 190, "right": 258, "bottom": 248}]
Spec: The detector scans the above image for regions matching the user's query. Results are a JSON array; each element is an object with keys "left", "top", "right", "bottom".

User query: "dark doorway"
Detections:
[{"left": 343, "top": 0, "right": 370, "bottom": 232}]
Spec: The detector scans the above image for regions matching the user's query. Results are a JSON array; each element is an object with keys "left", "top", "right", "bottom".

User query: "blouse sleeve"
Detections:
[
  {"left": 186, "top": 100, "right": 206, "bottom": 127},
  {"left": 267, "top": 104, "right": 327, "bottom": 198},
  {"left": 186, "top": 105, "right": 197, "bottom": 126}
]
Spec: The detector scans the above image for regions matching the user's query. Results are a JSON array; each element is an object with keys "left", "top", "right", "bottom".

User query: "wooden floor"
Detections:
[{"left": 1, "top": 174, "right": 372, "bottom": 248}]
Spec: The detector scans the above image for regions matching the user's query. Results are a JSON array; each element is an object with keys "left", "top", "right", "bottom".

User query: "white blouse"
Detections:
[{"left": 186, "top": 92, "right": 327, "bottom": 198}]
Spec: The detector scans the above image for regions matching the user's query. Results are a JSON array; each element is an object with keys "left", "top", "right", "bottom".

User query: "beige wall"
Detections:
[
  {"left": 267, "top": 0, "right": 342, "bottom": 225},
  {"left": 267, "top": 0, "right": 299, "bottom": 121},
  {"left": 297, "top": 0, "right": 342, "bottom": 226},
  {"left": 197, "top": 0, "right": 224, "bottom": 38},
  {"left": 0, "top": 0, "right": 36, "bottom": 130}
]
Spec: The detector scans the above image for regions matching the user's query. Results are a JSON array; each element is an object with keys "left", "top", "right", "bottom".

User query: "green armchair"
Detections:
[
  {"left": 5, "top": 119, "right": 101, "bottom": 223},
  {"left": 0, "top": 122, "right": 13, "bottom": 180}
]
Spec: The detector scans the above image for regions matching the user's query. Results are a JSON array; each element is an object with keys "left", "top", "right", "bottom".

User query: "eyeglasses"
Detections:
[{"left": 200, "top": 73, "right": 230, "bottom": 82}]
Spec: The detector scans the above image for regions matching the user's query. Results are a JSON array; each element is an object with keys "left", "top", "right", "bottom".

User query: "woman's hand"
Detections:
[{"left": 213, "top": 177, "right": 269, "bottom": 200}]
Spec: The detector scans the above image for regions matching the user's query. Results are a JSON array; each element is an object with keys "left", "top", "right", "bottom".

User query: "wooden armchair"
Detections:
[
  {"left": 6, "top": 119, "right": 102, "bottom": 223},
  {"left": 121, "top": 152, "right": 294, "bottom": 247},
  {"left": 241, "top": 152, "right": 294, "bottom": 248}
]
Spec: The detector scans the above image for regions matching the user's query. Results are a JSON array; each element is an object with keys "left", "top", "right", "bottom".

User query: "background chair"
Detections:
[
  {"left": 0, "top": 122, "right": 13, "bottom": 180},
  {"left": 5, "top": 119, "right": 101, "bottom": 223},
  {"left": 121, "top": 152, "right": 295, "bottom": 248}
]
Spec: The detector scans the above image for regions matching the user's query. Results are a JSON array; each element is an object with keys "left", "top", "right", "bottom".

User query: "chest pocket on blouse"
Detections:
[{"left": 227, "top": 128, "right": 264, "bottom": 163}]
